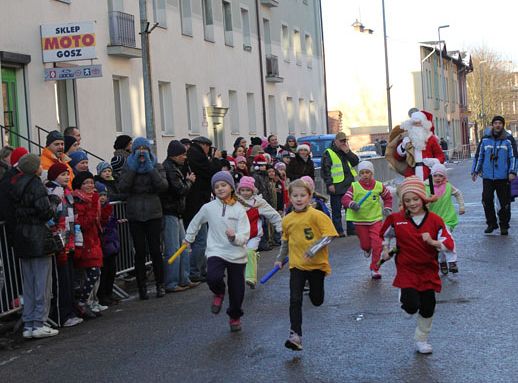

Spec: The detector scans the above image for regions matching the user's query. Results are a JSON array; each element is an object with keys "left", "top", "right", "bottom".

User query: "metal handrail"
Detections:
[{"left": 0, "top": 124, "right": 44, "bottom": 152}]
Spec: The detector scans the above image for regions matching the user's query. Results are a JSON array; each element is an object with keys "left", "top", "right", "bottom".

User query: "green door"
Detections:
[{"left": 1, "top": 67, "right": 19, "bottom": 147}]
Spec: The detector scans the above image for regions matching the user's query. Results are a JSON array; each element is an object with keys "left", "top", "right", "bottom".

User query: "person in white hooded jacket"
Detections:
[{"left": 184, "top": 171, "right": 250, "bottom": 332}]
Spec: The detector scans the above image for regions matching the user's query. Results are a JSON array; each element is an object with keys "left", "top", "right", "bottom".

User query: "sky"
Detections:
[{"left": 322, "top": 0, "right": 518, "bottom": 128}]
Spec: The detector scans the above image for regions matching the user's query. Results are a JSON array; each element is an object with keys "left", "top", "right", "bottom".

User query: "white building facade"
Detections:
[{"left": 0, "top": 0, "right": 326, "bottom": 160}]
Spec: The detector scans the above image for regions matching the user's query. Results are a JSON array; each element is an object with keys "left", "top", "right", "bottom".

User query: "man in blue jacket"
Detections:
[{"left": 472, "top": 115, "right": 517, "bottom": 235}]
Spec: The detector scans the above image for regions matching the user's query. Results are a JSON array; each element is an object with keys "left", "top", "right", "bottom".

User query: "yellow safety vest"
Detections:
[
  {"left": 326, "top": 148, "right": 357, "bottom": 183},
  {"left": 346, "top": 181, "right": 384, "bottom": 222}
]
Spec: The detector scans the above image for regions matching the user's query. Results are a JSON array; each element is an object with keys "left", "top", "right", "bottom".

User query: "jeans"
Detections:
[
  {"left": 207, "top": 257, "right": 246, "bottom": 319},
  {"left": 163, "top": 215, "right": 190, "bottom": 289},
  {"left": 289, "top": 268, "right": 325, "bottom": 336},
  {"left": 400, "top": 288, "right": 436, "bottom": 318},
  {"left": 189, "top": 223, "right": 208, "bottom": 280},
  {"left": 129, "top": 219, "right": 164, "bottom": 289},
  {"left": 21, "top": 257, "right": 52, "bottom": 329},
  {"left": 482, "top": 179, "right": 511, "bottom": 229},
  {"left": 330, "top": 193, "right": 354, "bottom": 234}
]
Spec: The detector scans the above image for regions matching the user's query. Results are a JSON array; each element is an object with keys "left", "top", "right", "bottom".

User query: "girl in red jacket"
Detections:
[
  {"left": 72, "top": 171, "right": 103, "bottom": 319},
  {"left": 379, "top": 176, "right": 455, "bottom": 354}
]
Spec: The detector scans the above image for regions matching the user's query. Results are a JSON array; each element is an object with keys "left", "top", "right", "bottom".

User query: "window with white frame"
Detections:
[
  {"left": 159, "top": 82, "right": 174, "bottom": 134},
  {"left": 222, "top": 1, "right": 233, "bottom": 46},
  {"left": 229, "top": 90, "right": 239, "bottom": 134},
  {"left": 180, "top": 0, "right": 193, "bottom": 36},
  {"left": 241, "top": 8, "right": 251, "bottom": 51},
  {"left": 268, "top": 95, "right": 277, "bottom": 134},
  {"left": 186, "top": 84, "right": 199, "bottom": 133},
  {"left": 309, "top": 100, "right": 317, "bottom": 133},
  {"left": 153, "top": 0, "right": 167, "bottom": 28},
  {"left": 287, "top": 97, "right": 295, "bottom": 133},
  {"left": 202, "top": 0, "right": 214, "bottom": 42},
  {"left": 305, "top": 33, "right": 313, "bottom": 68},
  {"left": 112, "top": 76, "right": 132, "bottom": 133},
  {"left": 293, "top": 29, "right": 302, "bottom": 65},
  {"left": 247, "top": 93, "right": 257, "bottom": 134},
  {"left": 55, "top": 80, "right": 77, "bottom": 131},
  {"left": 281, "top": 24, "right": 290, "bottom": 61}
]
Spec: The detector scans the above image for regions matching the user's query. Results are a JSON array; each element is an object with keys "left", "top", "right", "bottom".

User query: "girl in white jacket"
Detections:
[
  {"left": 236, "top": 176, "right": 282, "bottom": 289},
  {"left": 185, "top": 171, "right": 250, "bottom": 332}
]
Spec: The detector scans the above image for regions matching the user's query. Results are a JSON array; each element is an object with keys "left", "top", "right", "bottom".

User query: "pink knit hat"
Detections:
[
  {"left": 431, "top": 163, "right": 447, "bottom": 178},
  {"left": 237, "top": 176, "right": 256, "bottom": 191},
  {"left": 235, "top": 156, "right": 246, "bottom": 164},
  {"left": 300, "top": 176, "right": 315, "bottom": 194}
]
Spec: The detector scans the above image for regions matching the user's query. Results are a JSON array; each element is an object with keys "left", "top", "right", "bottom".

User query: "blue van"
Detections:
[{"left": 297, "top": 134, "right": 335, "bottom": 167}]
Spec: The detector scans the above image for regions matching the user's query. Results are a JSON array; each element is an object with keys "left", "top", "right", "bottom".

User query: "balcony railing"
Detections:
[
  {"left": 266, "top": 54, "right": 283, "bottom": 83},
  {"left": 107, "top": 11, "right": 142, "bottom": 58},
  {"left": 261, "top": 0, "right": 279, "bottom": 7}
]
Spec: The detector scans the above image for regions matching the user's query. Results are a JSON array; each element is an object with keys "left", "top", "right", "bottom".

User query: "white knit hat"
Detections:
[
  {"left": 431, "top": 163, "right": 447, "bottom": 177},
  {"left": 358, "top": 161, "right": 374, "bottom": 174},
  {"left": 296, "top": 144, "right": 310, "bottom": 152}
]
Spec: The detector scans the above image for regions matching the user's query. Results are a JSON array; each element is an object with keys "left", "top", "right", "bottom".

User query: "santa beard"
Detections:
[{"left": 406, "top": 125, "right": 431, "bottom": 151}]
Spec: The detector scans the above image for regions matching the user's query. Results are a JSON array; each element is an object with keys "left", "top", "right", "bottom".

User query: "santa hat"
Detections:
[
  {"left": 401, "top": 111, "right": 433, "bottom": 132},
  {"left": 358, "top": 161, "right": 374, "bottom": 174},
  {"left": 253, "top": 154, "right": 267, "bottom": 165},
  {"left": 420, "top": 110, "right": 435, "bottom": 134},
  {"left": 237, "top": 176, "right": 256, "bottom": 192},
  {"left": 431, "top": 163, "right": 447, "bottom": 178},
  {"left": 10, "top": 147, "right": 29, "bottom": 166},
  {"left": 398, "top": 176, "right": 436, "bottom": 204},
  {"left": 296, "top": 144, "right": 311, "bottom": 152}
]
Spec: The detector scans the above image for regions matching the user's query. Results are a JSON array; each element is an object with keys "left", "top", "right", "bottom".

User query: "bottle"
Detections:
[{"left": 74, "top": 224, "right": 83, "bottom": 247}]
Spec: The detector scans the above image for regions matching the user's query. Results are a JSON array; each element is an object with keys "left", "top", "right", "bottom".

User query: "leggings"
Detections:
[
  {"left": 79, "top": 267, "right": 101, "bottom": 303},
  {"left": 400, "top": 288, "right": 436, "bottom": 318}
]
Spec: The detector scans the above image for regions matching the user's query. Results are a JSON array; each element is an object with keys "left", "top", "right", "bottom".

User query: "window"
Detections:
[
  {"left": 268, "top": 95, "right": 277, "bottom": 134},
  {"left": 180, "top": 0, "right": 193, "bottom": 36},
  {"left": 222, "top": 1, "right": 233, "bottom": 46},
  {"left": 247, "top": 93, "right": 256, "bottom": 134},
  {"left": 263, "top": 18, "right": 271, "bottom": 55},
  {"left": 293, "top": 30, "right": 302, "bottom": 65},
  {"left": 287, "top": 97, "right": 294, "bottom": 134},
  {"left": 186, "top": 84, "right": 199, "bottom": 133},
  {"left": 299, "top": 98, "right": 307, "bottom": 134},
  {"left": 54, "top": 80, "right": 77, "bottom": 131},
  {"left": 158, "top": 82, "right": 174, "bottom": 134},
  {"left": 241, "top": 8, "right": 251, "bottom": 51},
  {"left": 202, "top": 0, "right": 214, "bottom": 42},
  {"left": 112, "top": 77, "right": 132, "bottom": 133},
  {"left": 309, "top": 100, "right": 317, "bottom": 133},
  {"left": 305, "top": 33, "right": 313, "bottom": 68},
  {"left": 281, "top": 24, "right": 289, "bottom": 61},
  {"left": 153, "top": 0, "right": 167, "bottom": 28},
  {"left": 229, "top": 90, "right": 239, "bottom": 134}
]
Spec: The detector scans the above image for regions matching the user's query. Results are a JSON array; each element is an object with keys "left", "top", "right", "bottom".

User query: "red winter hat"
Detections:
[
  {"left": 10, "top": 147, "right": 28, "bottom": 166},
  {"left": 253, "top": 154, "right": 267, "bottom": 165},
  {"left": 48, "top": 162, "right": 70, "bottom": 181}
]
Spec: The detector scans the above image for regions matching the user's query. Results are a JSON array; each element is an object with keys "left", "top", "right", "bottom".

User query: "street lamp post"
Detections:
[
  {"left": 438, "top": 25, "right": 449, "bottom": 140},
  {"left": 479, "top": 60, "right": 487, "bottom": 129}
]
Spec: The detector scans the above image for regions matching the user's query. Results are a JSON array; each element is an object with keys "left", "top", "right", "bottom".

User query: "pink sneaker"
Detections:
[
  {"left": 211, "top": 294, "right": 224, "bottom": 314},
  {"left": 229, "top": 318, "right": 241, "bottom": 332}
]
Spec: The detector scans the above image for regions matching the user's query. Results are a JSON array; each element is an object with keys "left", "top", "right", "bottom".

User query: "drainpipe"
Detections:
[
  {"left": 318, "top": 0, "right": 330, "bottom": 134},
  {"left": 254, "top": 0, "right": 268, "bottom": 137}
]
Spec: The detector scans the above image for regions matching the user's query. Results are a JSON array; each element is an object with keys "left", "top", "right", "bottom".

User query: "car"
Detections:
[
  {"left": 357, "top": 144, "right": 379, "bottom": 159},
  {"left": 296, "top": 134, "right": 335, "bottom": 167}
]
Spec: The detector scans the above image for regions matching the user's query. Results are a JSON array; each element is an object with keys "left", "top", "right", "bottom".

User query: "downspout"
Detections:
[
  {"left": 254, "top": 0, "right": 268, "bottom": 137},
  {"left": 318, "top": 0, "right": 330, "bottom": 133}
]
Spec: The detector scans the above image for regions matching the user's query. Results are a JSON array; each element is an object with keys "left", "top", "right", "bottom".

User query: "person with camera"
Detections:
[{"left": 184, "top": 136, "right": 222, "bottom": 282}]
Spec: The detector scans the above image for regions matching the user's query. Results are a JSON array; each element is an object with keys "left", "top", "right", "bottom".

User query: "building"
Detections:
[
  {"left": 0, "top": 0, "right": 327, "bottom": 160},
  {"left": 416, "top": 44, "right": 472, "bottom": 151},
  {"left": 327, "top": 110, "right": 342, "bottom": 133}
]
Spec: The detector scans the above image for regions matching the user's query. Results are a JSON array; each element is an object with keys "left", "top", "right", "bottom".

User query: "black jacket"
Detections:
[
  {"left": 321, "top": 142, "right": 359, "bottom": 195},
  {"left": 183, "top": 143, "right": 222, "bottom": 225},
  {"left": 161, "top": 158, "right": 192, "bottom": 217},
  {"left": 94, "top": 175, "right": 127, "bottom": 202},
  {"left": 10, "top": 174, "right": 55, "bottom": 259},
  {"left": 252, "top": 171, "right": 273, "bottom": 206},
  {"left": 118, "top": 164, "right": 168, "bottom": 222},
  {"left": 286, "top": 154, "right": 315, "bottom": 181},
  {"left": 0, "top": 167, "right": 20, "bottom": 246}
]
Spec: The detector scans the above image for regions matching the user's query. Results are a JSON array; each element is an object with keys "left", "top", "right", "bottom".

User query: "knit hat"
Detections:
[
  {"left": 180, "top": 138, "right": 192, "bottom": 146},
  {"left": 69, "top": 150, "right": 88, "bottom": 168},
  {"left": 251, "top": 137, "right": 262, "bottom": 146},
  {"left": 274, "top": 162, "right": 286, "bottom": 171},
  {"left": 358, "top": 161, "right": 374, "bottom": 174},
  {"left": 113, "top": 134, "right": 132, "bottom": 150},
  {"left": 237, "top": 176, "right": 255, "bottom": 191},
  {"left": 64, "top": 135, "right": 77, "bottom": 153},
  {"left": 48, "top": 162, "right": 69, "bottom": 181},
  {"left": 233, "top": 137, "right": 244, "bottom": 148},
  {"left": 96, "top": 161, "right": 112, "bottom": 175},
  {"left": 253, "top": 154, "right": 267, "bottom": 165},
  {"left": 72, "top": 171, "right": 94, "bottom": 190},
  {"left": 10, "top": 147, "right": 28, "bottom": 166},
  {"left": 211, "top": 171, "right": 235, "bottom": 190},
  {"left": 431, "top": 163, "right": 447, "bottom": 178},
  {"left": 167, "top": 140, "right": 186, "bottom": 157},
  {"left": 300, "top": 176, "right": 315, "bottom": 194},
  {"left": 18, "top": 154, "right": 40, "bottom": 175},
  {"left": 296, "top": 144, "right": 310, "bottom": 152},
  {"left": 110, "top": 155, "right": 125, "bottom": 173},
  {"left": 398, "top": 176, "right": 434, "bottom": 204},
  {"left": 235, "top": 156, "right": 246, "bottom": 164},
  {"left": 131, "top": 136, "right": 151, "bottom": 152},
  {"left": 492, "top": 115, "right": 505, "bottom": 126},
  {"left": 95, "top": 181, "right": 108, "bottom": 194},
  {"left": 46, "top": 130, "right": 64, "bottom": 147},
  {"left": 285, "top": 135, "right": 296, "bottom": 143}
]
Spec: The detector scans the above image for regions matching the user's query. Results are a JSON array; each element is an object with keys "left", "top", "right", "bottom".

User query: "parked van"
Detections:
[{"left": 297, "top": 134, "right": 335, "bottom": 167}]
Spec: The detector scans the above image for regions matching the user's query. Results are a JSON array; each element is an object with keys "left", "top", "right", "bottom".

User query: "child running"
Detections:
[
  {"left": 427, "top": 163, "right": 464, "bottom": 274},
  {"left": 236, "top": 176, "right": 282, "bottom": 289},
  {"left": 184, "top": 171, "right": 250, "bottom": 332},
  {"left": 341, "top": 161, "right": 392, "bottom": 279},
  {"left": 274, "top": 179, "right": 338, "bottom": 351},
  {"left": 379, "top": 176, "right": 455, "bottom": 354}
]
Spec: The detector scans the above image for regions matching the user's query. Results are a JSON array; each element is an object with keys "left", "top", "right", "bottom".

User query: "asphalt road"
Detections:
[{"left": 1, "top": 161, "right": 517, "bottom": 383}]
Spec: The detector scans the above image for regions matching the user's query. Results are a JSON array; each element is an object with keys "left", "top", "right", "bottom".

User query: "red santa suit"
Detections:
[{"left": 380, "top": 210, "right": 455, "bottom": 292}]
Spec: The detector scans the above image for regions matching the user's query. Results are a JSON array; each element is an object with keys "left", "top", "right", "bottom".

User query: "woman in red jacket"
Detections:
[{"left": 72, "top": 171, "right": 103, "bottom": 319}]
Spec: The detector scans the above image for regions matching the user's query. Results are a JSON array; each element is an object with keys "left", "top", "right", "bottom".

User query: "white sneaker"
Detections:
[
  {"left": 32, "top": 325, "right": 59, "bottom": 338},
  {"left": 371, "top": 270, "right": 382, "bottom": 279},
  {"left": 90, "top": 302, "right": 108, "bottom": 313},
  {"left": 63, "top": 316, "right": 84, "bottom": 327},
  {"left": 363, "top": 250, "right": 372, "bottom": 258},
  {"left": 415, "top": 341, "right": 433, "bottom": 354},
  {"left": 22, "top": 328, "right": 32, "bottom": 339}
]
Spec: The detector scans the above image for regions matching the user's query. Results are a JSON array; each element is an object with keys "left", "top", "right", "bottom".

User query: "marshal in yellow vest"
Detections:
[
  {"left": 326, "top": 148, "right": 357, "bottom": 183},
  {"left": 346, "top": 181, "right": 384, "bottom": 222}
]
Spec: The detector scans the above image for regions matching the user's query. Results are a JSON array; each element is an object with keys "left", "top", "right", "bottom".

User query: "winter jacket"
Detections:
[
  {"left": 252, "top": 171, "right": 273, "bottom": 206},
  {"left": 40, "top": 147, "right": 74, "bottom": 188},
  {"left": 73, "top": 191, "right": 103, "bottom": 268},
  {"left": 10, "top": 173, "right": 55, "bottom": 259},
  {"left": 100, "top": 203, "right": 120, "bottom": 257},
  {"left": 161, "top": 157, "right": 192, "bottom": 217},
  {"left": 286, "top": 154, "right": 315, "bottom": 181},
  {"left": 46, "top": 181, "right": 75, "bottom": 265},
  {"left": 321, "top": 142, "right": 359, "bottom": 195},
  {"left": 117, "top": 164, "right": 168, "bottom": 222},
  {"left": 93, "top": 175, "right": 127, "bottom": 202},
  {"left": 0, "top": 167, "right": 20, "bottom": 246},
  {"left": 472, "top": 130, "right": 517, "bottom": 180},
  {"left": 0, "top": 160, "right": 9, "bottom": 180},
  {"left": 184, "top": 143, "right": 222, "bottom": 224},
  {"left": 264, "top": 145, "right": 280, "bottom": 158},
  {"left": 111, "top": 149, "right": 131, "bottom": 180}
]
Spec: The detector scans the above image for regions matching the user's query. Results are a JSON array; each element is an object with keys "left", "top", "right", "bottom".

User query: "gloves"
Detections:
[
  {"left": 126, "top": 153, "right": 140, "bottom": 172},
  {"left": 383, "top": 207, "right": 392, "bottom": 217},
  {"left": 137, "top": 150, "right": 155, "bottom": 174},
  {"left": 397, "top": 137, "right": 411, "bottom": 157},
  {"left": 349, "top": 202, "right": 360, "bottom": 211},
  {"left": 401, "top": 137, "right": 411, "bottom": 148},
  {"left": 423, "top": 158, "right": 440, "bottom": 168},
  {"left": 140, "top": 150, "right": 151, "bottom": 163}
]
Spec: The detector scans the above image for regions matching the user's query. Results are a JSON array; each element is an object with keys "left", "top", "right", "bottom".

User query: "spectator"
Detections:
[
  {"left": 111, "top": 135, "right": 133, "bottom": 180},
  {"left": 321, "top": 132, "right": 359, "bottom": 237},
  {"left": 232, "top": 155, "right": 248, "bottom": 185},
  {"left": 283, "top": 135, "right": 298, "bottom": 154},
  {"left": 40, "top": 130, "right": 74, "bottom": 188},
  {"left": 69, "top": 151, "right": 89, "bottom": 175},
  {"left": 286, "top": 144, "right": 315, "bottom": 181},
  {"left": 232, "top": 145, "right": 246, "bottom": 158},
  {"left": 64, "top": 126, "right": 81, "bottom": 146},
  {"left": 0, "top": 146, "right": 13, "bottom": 179},
  {"left": 118, "top": 137, "right": 168, "bottom": 299},
  {"left": 94, "top": 162, "right": 125, "bottom": 202},
  {"left": 264, "top": 135, "right": 281, "bottom": 158},
  {"left": 184, "top": 136, "right": 222, "bottom": 282},
  {"left": 440, "top": 137, "right": 449, "bottom": 161},
  {"left": 10, "top": 154, "right": 59, "bottom": 338},
  {"left": 233, "top": 136, "right": 247, "bottom": 154},
  {"left": 180, "top": 138, "right": 192, "bottom": 151},
  {"left": 64, "top": 136, "right": 79, "bottom": 156}
]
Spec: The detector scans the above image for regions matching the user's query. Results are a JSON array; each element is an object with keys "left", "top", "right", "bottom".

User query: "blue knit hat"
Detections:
[
  {"left": 96, "top": 161, "right": 112, "bottom": 175},
  {"left": 69, "top": 150, "right": 88, "bottom": 168},
  {"left": 131, "top": 137, "right": 151, "bottom": 152},
  {"left": 211, "top": 171, "right": 235, "bottom": 191},
  {"left": 94, "top": 181, "right": 108, "bottom": 194}
]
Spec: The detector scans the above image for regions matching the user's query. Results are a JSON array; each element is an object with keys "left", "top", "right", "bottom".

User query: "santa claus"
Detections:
[{"left": 385, "top": 110, "right": 445, "bottom": 181}]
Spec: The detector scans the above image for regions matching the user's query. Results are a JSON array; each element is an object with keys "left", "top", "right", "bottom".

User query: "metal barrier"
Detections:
[
  {"left": 444, "top": 144, "right": 476, "bottom": 162},
  {"left": 0, "top": 222, "right": 23, "bottom": 318}
]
